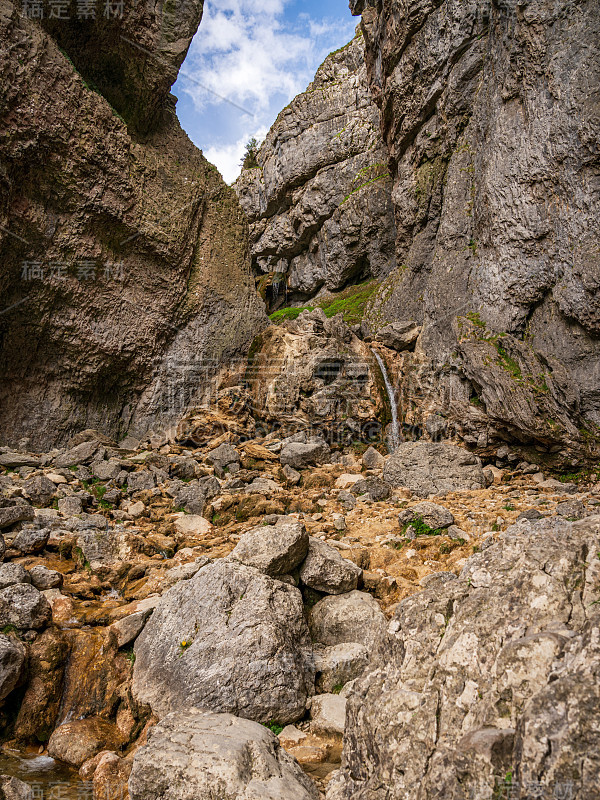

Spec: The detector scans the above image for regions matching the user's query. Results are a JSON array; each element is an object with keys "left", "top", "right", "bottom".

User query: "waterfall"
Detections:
[{"left": 371, "top": 348, "right": 401, "bottom": 452}]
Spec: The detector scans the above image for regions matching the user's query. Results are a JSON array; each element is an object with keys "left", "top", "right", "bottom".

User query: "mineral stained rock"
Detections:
[{"left": 0, "top": 0, "right": 265, "bottom": 449}]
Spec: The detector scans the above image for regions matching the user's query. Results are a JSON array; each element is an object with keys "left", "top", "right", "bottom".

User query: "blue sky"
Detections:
[{"left": 173, "top": 0, "right": 357, "bottom": 183}]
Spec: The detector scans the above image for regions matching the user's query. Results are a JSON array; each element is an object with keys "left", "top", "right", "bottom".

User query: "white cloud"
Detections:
[{"left": 175, "top": 0, "right": 356, "bottom": 182}]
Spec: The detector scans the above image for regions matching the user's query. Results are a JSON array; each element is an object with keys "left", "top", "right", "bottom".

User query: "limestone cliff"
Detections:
[
  {"left": 234, "top": 28, "right": 397, "bottom": 312},
  {"left": 0, "top": 0, "right": 266, "bottom": 449},
  {"left": 351, "top": 0, "right": 600, "bottom": 463}
]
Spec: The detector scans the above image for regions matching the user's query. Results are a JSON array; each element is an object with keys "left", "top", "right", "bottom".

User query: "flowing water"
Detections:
[
  {"left": 371, "top": 348, "right": 401, "bottom": 452},
  {"left": 0, "top": 750, "right": 83, "bottom": 799}
]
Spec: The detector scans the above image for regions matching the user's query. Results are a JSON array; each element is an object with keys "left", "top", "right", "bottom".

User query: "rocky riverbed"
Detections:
[{"left": 0, "top": 411, "right": 598, "bottom": 798}]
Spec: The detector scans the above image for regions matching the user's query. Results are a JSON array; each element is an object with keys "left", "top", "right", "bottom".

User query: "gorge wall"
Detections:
[
  {"left": 0, "top": 0, "right": 266, "bottom": 450},
  {"left": 235, "top": 28, "right": 397, "bottom": 313}
]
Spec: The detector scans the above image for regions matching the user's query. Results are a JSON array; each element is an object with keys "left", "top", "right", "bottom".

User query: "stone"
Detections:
[
  {"left": 0, "top": 505, "right": 34, "bottom": 529},
  {"left": 13, "top": 526, "right": 50, "bottom": 554},
  {"left": 299, "top": 538, "right": 361, "bottom": 594},
  {"left": 278, "top": 725, "right": 307, "bottom": 747},
  {"left": 555, "top": 499, "right": 587, "bottom": 520},
  {"left": 22, "top": 475, "right": 56, "bottom": 506},
  {"left": 335, "top": 474, "right": 363, "bottom": 490},
  {"left": 337, "top": 490, "right": 357, "bottom": 511},
  {"left": 383, "top": 443, "right": 485, "bottom": 496},
  {"left": 127, "top": 471, "right": 156, "bottom": 493},
  {"left": 350, "top": 477, "right": 391, "bottom": 501},
  {"left": 53, "top": 441, "right": 99, "bottom": 469},
  {"left": 280, "top": 440, "right": 331, "bottom": 470},
  {"left": 171, "top": 477, "right": 220, "bottom": 516},
  {"left": 206, "top": 443, "right": 240, "bottom": 470},
  {"left": 282, "top": 464, "right": 301, "bottom": 485},
  {"left": 0, "top": 634, "right": 26, "bottom": 702},
  {"left": 109, "top": 610, "right": 152, "bottom": 649},
  {"left": 0, "top": 454, "right": 40, "bottom": 468},
  {"left": 0, "top": 563, "right": 31, "bottom": 590},
  {"left": 314, "top": 643, "right": 369, "bottom": 693},
  {"left": 425, "top": 414, "right": 448, "bottom": 441},
  {"left": 309, "top": 590, "right": 386, "bottom": 649},
  {"left": 91, "top": 751, "right": 132, "bottom": 800},
  {"left": 132, "top": 560, "right": 315, "bottom": 723},
  {"left": 0, "top": 583, "right": 51, "bottom": 630},
  {"left": 48, "top": 718, "right": 123, "bottom": 768},
  {"left": 327, "top": 516, "right": 600, "bottom": 799},
  {"left": 91, "top": 460, "right": 122, "bottom": 481},
  {"left": 126, "top": 501, "right": 145, "bottom": 519},
  {"left": 517, "top": 508, "right": 545, "bottom": 522},
  {"left": 230, "top": 519, "right": 309, "bottom": 576},
  {"left": 483, "top": 465, "right": 504, "bottom": 486},
  {"left": 374, "top": 321, "right": 420, "bottom": 352},
  {"left": 361, "top": 447, "right": 385, "bottom": 469},
  {"left": 27, "top": 565, "right": 63, "bottom": 590},
  {"left": 128, "top": 709, "right": 319, "bottom": 800},
  {"left": 45, "top": 472, "right": 67, "bottom": 484},
  {"left": 173, "top": 515, "right": 212, "bottom": 538},
  {"left": 310, "top": 693, "right": 346, "bottom": 736},
  {"left": 398, "top": 501, "right": 454, "bottom": 531},
  {"left": 58, "top": 496, "right": 83, "bottom": 516},
  {"left": 0, "top": 776, "right": 33, "bottom": 800}
]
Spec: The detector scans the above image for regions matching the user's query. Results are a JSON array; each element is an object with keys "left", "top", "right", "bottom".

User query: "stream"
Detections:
[{"left": 0, "top": 749, "right": 83, "bottom": 798}]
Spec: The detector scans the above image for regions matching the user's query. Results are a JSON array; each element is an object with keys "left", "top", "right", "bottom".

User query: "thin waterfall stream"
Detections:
[{"left": 371, "top": 348, "right": 401, "bottom": 452}]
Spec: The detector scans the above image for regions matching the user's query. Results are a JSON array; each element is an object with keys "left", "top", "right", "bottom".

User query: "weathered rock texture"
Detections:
[
  {"left": 327, "top": 516, "right": 600, "bottom": 800},
  {"left": 235, "top": 28, "right": 396, "bottom": 311},
  {"left": 348, "top": 0, "right": 600, "bottom": 463},
  {"left": 132, "top": 559, "right": 315, "bottom": 723},
  {"left": 0, "top": 0, "right": 265, "bottom": 449}
]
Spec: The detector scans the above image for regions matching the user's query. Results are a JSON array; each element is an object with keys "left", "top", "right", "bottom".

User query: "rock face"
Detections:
[
  {"left": 327, "top": 516, "right": 600, "bottom": 800},
  {"left": 347, "top": 0, "right": 600, "bottom": 462},
  {"left": 132, "top": 559, "right": 314, "bottom": 723},
  {"left": 0, "top": 634, "right": 25, "bottom": 703},
  {"left": 128, "top": 709, "right": 319, "bottom": 800},
  {"left": 0, "top": 0, "right": 265, "bottom": 449},
  {"left": 235, "top": 28, "right": 396, "bottom": 311}
]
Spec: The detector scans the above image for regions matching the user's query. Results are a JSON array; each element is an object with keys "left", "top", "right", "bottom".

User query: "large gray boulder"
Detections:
[
  {"left": 0, "top": 583, "right": 51, "bottom": 630},
  {"left": 0, "top": 634, "right": 26, "bottom": 703},
  {"left": 397, "top": 501, "right": 454, "bottom": 531},
  {"left": 22, "top": 475, "right": 56, "bottom": 506},
  {"left": 132, "top": 560, "right": 315, "bottom": 723},
  {"left": 309, "top": 591, "right": 386, "bottom": 650},
  {"left": 0, "top": 564, "right": 31, "bottom": 590},
  {"left": 230, "top": 520, "right": 309, "bottom": 576},
  {"left": 280, "top": 440, "right": 331, "bottom": 470},
  {"left": 299, "top": 538, "right": 361, "bottom": 594},
  {"left": 383, "top": 442, "right": 485, "bottom": 496},
  {"left": 128, "top": 709, "right": 319, "bottom": 800},
  {"left": 327, "top": 516, "right": 600, "bottom": 800},
  {"left": 0, "top": 505, "right": 34, "bottom": 530}
]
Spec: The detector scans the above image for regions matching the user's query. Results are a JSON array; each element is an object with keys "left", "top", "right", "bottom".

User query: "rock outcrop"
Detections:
[
  {"left": 0, "top": 0, "right": 265, "bottom": 449},
  {"left": 235, "top": 28, "right": 396, "bottom": 311},
  {"left": 348, "top": 0, "right": 600, "bottom": 463},
  {"left": 327, "top": 516, "right": 600, "bottom": 799}
]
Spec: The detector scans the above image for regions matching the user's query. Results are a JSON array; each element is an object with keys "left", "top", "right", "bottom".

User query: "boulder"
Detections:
[
  {"left": 230, "top": 520, "right": 309, "bottom": 576},
  {"left": 53, "top": 441, "right": 98, "bottom": 469},
  {"left": 310, "top": 693, "right": 346, "bottom": 736},
  {"left": 383, "top": 442, "right": 485, "bottom": 496},
  {"left": 397, "top": 501, "right": 454, "bottom": 531},
  {"left": 280, "top": 441, "right": 330, "bottom": 470},
  {"left": 282, "top": 464, "right": 301, "bottom": 485},
  {"left": 132, "top": 560, "right": 315, "bottom": 723},
  {"left": 0, "top": 563, "right": 31, "bottom": 590},
  {"left": 309, "top": 590, "right": 386, "bottom": 649},
  {"left": 327, "top": 517, "right": 600, "bottom": 800},
  {"left": 374, "top": 321, "right": 420, "bottom": 352},
  {"left": 171, "top": 477, "right": 220, "bottom": 515},
  {"left": 22, "top": 475, "right": 56, "bottom": 506},
  {"left": 91, "top": 460, "right": 122, "bottom": 481},
  {"left": 0, "top": 634, "right": 26, "bottom": 702},
  {"left": 127, "top": 471, "right": 156, "bottom": 493},
  {"left": 555, "top": 499, "right": 587, "bottom": 520},
  {"left": 0, "top": 506, "right": 34, "bottom": 530},
  {"left": 128, "top": 709, "right": 319, "bottom": 800},
  {"left": 350, "top": 477, "right": 391, "bottom": 501},
  {"left": 48, "top": 718, "right": 123, "bottom": 768},
  {"left": 361, "top": 447, "right": 385, "bottom": 469},
  {"left": 13, "top": 526, "right": 50, "bottom": 554},
  {"left": 58, "top": 496, "right": 83, "bottom": 516},
  {"left": 314, "top": 643, "right": 369, "bottom": 693},
  {"left": 206, "top": 443, "right": 240, "bottom": 470},
  {"left": 109, "top": 610, "right": 152, "bottom": 649},
  {"left": 173, "top": 515, "right": 212, "bottom": 538},
  {"left": 299, "top": 538, "right": 361, "bottom": 594},
  {"left": 28, "top": 566, "right": 63, "bottom": 591},
  {"left": 0, "top": 583, "right": 51, "bottom": 629},
  {"left": 0, "top": 776, "right": 33, "bottom": 800}
]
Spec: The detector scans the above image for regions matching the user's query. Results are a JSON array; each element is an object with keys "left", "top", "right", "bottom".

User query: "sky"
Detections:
[{"left": 173, "top": 0, "right": 358, "bottom": 184}]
